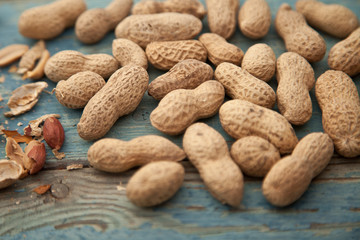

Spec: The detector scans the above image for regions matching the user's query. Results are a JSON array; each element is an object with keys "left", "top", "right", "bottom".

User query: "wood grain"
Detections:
[{"left": 0, "top": 0, "right": 359, "bottom": 239}]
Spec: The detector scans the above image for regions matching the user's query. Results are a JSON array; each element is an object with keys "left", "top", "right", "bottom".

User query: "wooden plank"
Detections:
[{"left": 0, "top": 167, "right": 359, "bottom": 238}]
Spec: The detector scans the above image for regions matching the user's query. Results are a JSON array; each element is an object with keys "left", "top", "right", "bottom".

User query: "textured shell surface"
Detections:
[
  {"left": 219, "top": 99, "right": 298, "bottom": 154},
  {"left": 148, "top": 59, "right": 213, "bottom": 100},
  {"left": 87, "top": 136, "right": 186, "bottom": 173},
  {"left": 150, "top": 80, "right": 225, "bottom": 135},
  {"left": 215, "top": 62, "right": 276, "bottom": 108},
  {"left": 77, "top": 65, "right": 149, "bottom": 140},
  {"left": 115, "top": 13, "right": 202, "bottom": 48}
]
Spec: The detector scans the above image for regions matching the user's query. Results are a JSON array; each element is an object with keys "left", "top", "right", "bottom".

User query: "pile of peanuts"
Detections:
[{"left": 1, "top": 0, "right": 359, "bottom": 208}]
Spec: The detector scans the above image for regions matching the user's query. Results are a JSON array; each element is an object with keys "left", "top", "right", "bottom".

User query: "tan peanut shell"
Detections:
[
  {"left": 328, "top": 27, "right": 360, "bottom": 77},
  {"left": 215, "top": 62, "right": 276, "bottom": 108},
  {"left": 145, "top": 40, "right": 207, "bottom": 70},
  {"left": 132, "top": 0, "right": 206, "bottom": 19},
  {"left": 263, "top": 132, "right": 333, "bottom": 207},
  {"left": 0, "top": 44, "right": 29, "bottom": 67},
  {"left": 115, "top": 13, "right": 202, "bottom": 48},
  {"left": 276, "top": 52, "right": 315, "bottom": 125},
  {"left": 275, "top": 4, "right": 326, "bottom": 62},
  {"left": 87, "top": 136, "right": 186, "bottom": 172},
  {"left": 238, "top": 0, "right": 271, "bottom": 39},
  {"left": 150, "top": 81, "right": 225, "bottom": 135},
  {"left": 199, "top": 33, "right": 244, "bottom": 66},
  {"left": 112, "top": 38, "right": 148, "bottom": 69},
  {"left": 44, "top": 50, "right": 119, "bottom": 82},
  {"left": 126, "top": 161, "right": 185, "bottom": 207},
  {"left": 230, "top": 136, "right": 280, "bottom": 178},
  {"left": 315, "top": 70, "right": 360, "bottom": 158},
  {"left": 75, "top": 0, "right": 132, "bottom": 44},
  {"left": 219, "top": 99, "right": 298, "bottom": 154},
  {"left": 77, "top": 65, "right": 148, "bottom": 140},
  {"left": 241, "top": 43, "right": 276, "bottom": 82},
  {"left": 296, "top": 0, "right": 359, "bottom": 38},
  {"left": 148, "top": 59, "right": 213, "bottom": 100},
  {"left": 0, "top": 160, "right": 23, "bottom": 190},
  {"left": 18, "top": 0, "right": 86, "bottom": 40},
  {"left": 206, "top": 0, "right": 238, "bottom": 39},
  {"left": 18, "top": 40, "right": 46, "bottom": 74},
  {"left": 183, "top": 123, "right": 244, "bottom": 207},
  {"left": 55, "top": 71, "right": 105, "bottom": 109}
]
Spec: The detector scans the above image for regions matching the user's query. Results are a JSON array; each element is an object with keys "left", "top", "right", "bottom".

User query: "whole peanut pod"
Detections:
[
  {"left": 230, "top": 136, "right": 281, "bottom": 178},
  {"left": 296, "top": 0, "right": 359, "bottom": 38},
  {"left": 55, "top": 71, "right": 106, "bottom": 109},
  {"left": 238, "top": 0, "right": 271, "bottom": 39},
  {"left": 77, "top": 65, "right": 148, "bottom": 140},
  {"left": 215, "top": 62, "right": 276, "bottom": 108},
  {"left": 44, "top": 50, "right": 119, "bottom": 82},
  {"left": 206, "top": 0, "right": 238, "bottom": 39},
  {"left": 18, "top": 0, "right": 86, "bottom": 40},
  {"left": 220, "top": 99, "right": 298, "bottom": 154},
  {"left": 132, "top": 0, "right": 206, "bottom": 19},
  {"left": 75, "top": 0, "right": 133, "bottom": 44},
  {"left": 275, "top": 4, "right": 326, "bottom": 62},
  {"left": 126, "top": 161, "right": 185, "bottom": 207},
  {"left": 150, "top": 81, "right": 225, "bottom": 135},
  {"left": 112, "top": 38, "right": 148, "bottom": 69},
  {"left": 328, "top": 27, "right": 360, "bottom": 77},
  {"left": 146, "top": 40, "right": 207, "bottom": 70},
  {"left": 148, "top": 59, "right": 213, "bottom": 100},
  {"left": 315, "top": 70, "right": 360, "bottom": 158},
  {"left": 183, "top": 123, "right": 244, "bottom": 207},
  {"left": 241, "top": 43, "right": 276, "bottom": 82},
  {"left": 115, "top": 13, "right": 202, "bottom": 48},
  {"left": 88, "top": 136, "right": 186, "bottom": 172},
  {"left": 276, "top": 52, "right": 315, "bottom": 125},
  {"left": 263, "top": 132, "right": 333, "bottom": 207},
  {"left": 199, "top": 33, "right": 244, "bottom": 66}
]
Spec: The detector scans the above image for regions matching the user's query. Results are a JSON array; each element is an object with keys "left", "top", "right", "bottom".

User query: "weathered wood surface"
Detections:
[{"left": 0, "top": 0, "right": 359, "bottom": 239}]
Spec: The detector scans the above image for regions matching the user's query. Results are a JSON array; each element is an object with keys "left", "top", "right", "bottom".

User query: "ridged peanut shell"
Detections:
[
  {"left": 55, "top": 71, "right": 105, "bottom": 109},
  {"left": 148, "top": 59, "right": 213, "bottom": 100},
  {"left": 126, "top": 161, "right": 185, "bottom": 207},
  {"left": 241, "top": 43, "right": 275, "bottom": 82},
  {"left": 276, "top": 52, "right": 315, "bottom": 125},
  {"left": 77, "top": 65, "right": 148, "bottom": 140},
  {"left": 183, "top": 123, "right": 244, "bottom": 207},
  {"left": 215, "top": 62, "right": 276, "bottom": 108},
  {"left": 146, "top": 40, "right": 207, "bottom": 70},
  {"left": 87, "top": 136, "right": 186, "bottom": 172},
  {"left": 18, "top": 0, "right": 86, "bottom": 40},
  {"left": 315, "top": 70, "right": 360, "bottom": 157},
  {"left": 263, "top": 132, "right": 333, "bottom": 207},
  {"left": 206, "top": 0, "right": 238, "bottom": 39},
  {"left": 230, "top": 136, "right": 280, "bottom": 177},
  {"left": 199, "top": 33, "right": 244, "bottom": 66},
  {"left": 328, "top": 27, "right": 360, "bottom": 77},
  {"left": 44, "top": 50, "right": 119, "bottom": 82},
  {"left": 275, "top": 4, "right": 326, "bottom": 62},
  {"left": 296, "top": 0, "right": 359, "bottom": 38},
  {"left": 115, "top": 13, "right": 202, "bottom": 48},
  {"left": 238, "top": 0, "right": 271, "bottom": 39},
  {"left": 75, "top": 0, "right": 133, "bottom": 44},
  {"left": 112, "top": 38, "right": 148, "bottom": 69},
  {"left": 219, "top": 99, "right": 298, "bottom": 154},
  {"left": 150, "top": 80, "right": 225, "bottom": 135},
  {"left": 132, "top": 0, "right": 206, "bottom": 19}
]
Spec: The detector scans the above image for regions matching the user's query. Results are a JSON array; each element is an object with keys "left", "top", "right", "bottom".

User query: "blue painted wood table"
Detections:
[{"left": 0, "top": 0, "right": 359, "bottom": 239}]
